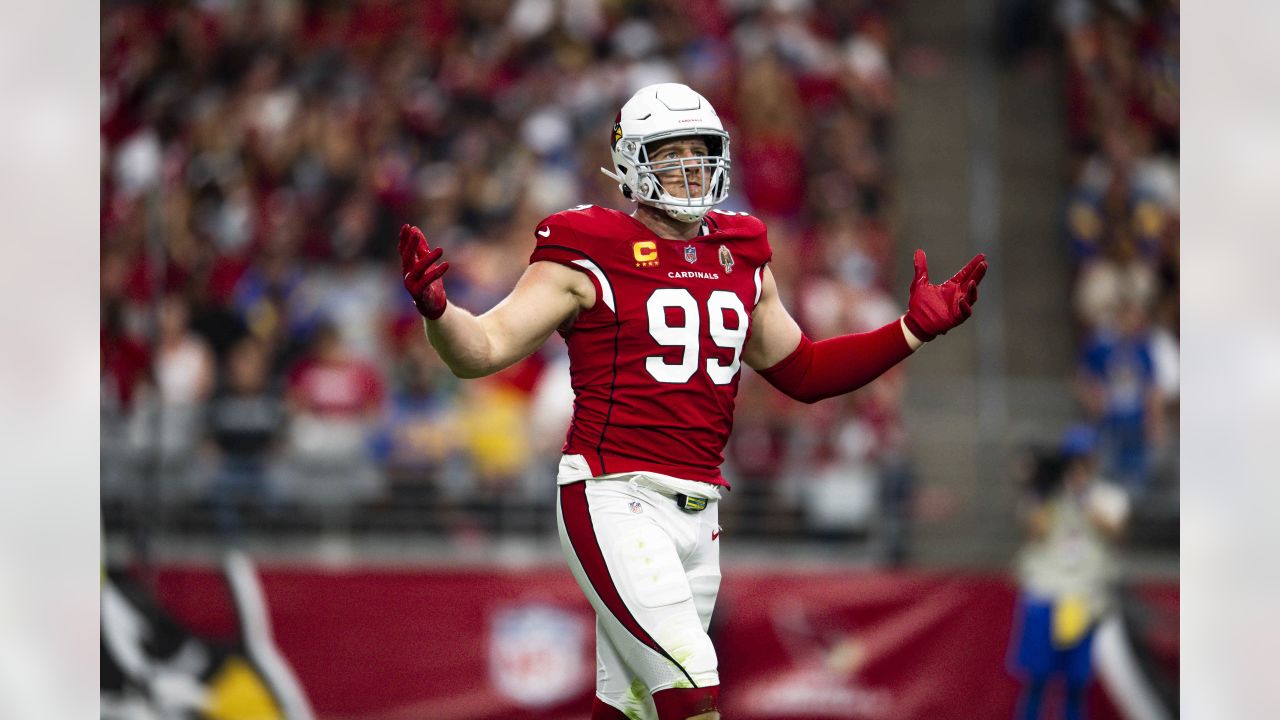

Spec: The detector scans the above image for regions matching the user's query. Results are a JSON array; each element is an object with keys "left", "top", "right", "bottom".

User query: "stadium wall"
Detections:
[{"left": 150, "top": 565, "right": 1177, "bottom": 720}]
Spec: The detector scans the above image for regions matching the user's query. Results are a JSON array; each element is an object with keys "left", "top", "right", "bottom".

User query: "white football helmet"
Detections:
[{"left": 601, "top": 83, "right": 731, "bottom": 223}]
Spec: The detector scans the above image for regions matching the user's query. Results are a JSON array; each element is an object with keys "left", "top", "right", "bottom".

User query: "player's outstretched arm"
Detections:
[
  {"left": 743, "top": 250, "right": 987, "bottom": 404},
  {"left": 399, "top": 225, "right": 593, "bottom": 379}
]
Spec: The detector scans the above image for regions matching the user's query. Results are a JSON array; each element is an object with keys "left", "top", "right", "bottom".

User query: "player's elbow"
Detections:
[
  {"left": 783, "top": 387, "right": 826, "bottom": 405},
  {"left": 450, "top": 362, "right": 495, "bottom": 380},
  {"left": 440, "top": 356, "right": 492, "bottom": 379},
  {"left": 436, "top": 341, "right": 501, "bottom": 379},
  {"left": 759, "top": 375, "right": 826, "bottom": 404}
]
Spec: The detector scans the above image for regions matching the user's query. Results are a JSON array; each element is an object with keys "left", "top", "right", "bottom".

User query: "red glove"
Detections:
[
  {"left": 398, "top": 224, "right": 449, "bottom": 320},
  {"left": 903, "top": 249, "right": 988, "bottom": 342}
]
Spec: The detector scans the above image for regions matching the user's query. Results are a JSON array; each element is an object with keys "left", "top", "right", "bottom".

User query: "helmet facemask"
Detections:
[{"left": 605, "top": 129, "right": 732, "bottom": 224}]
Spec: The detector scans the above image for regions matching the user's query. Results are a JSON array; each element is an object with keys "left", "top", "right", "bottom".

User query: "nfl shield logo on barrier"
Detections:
[
  {"left": 489, "top": 604, "right": 591, "bottom": 707},
  {"left": 684, "top": 245, "right": 697, "bottom": 263}
]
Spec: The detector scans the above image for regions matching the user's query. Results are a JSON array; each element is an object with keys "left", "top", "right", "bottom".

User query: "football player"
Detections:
[{"left": 399, "top": 83, "right": 986, "bottom": 720}]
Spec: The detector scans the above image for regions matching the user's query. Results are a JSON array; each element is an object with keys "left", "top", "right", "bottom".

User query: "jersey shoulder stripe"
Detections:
[
  {"left": 571, "top": 258, "right": 615, "bottom": 312},
  {"left": 530, "top": 242, "right": 617, "bottom": 317}
]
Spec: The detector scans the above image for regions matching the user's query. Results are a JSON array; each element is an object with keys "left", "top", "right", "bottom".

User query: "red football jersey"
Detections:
[{"left": 529, "top": 205, "right": 773, "bottom": 486}]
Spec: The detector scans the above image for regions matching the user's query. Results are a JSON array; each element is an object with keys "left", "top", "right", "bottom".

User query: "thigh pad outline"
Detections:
[{"left": 613, "top": 525, "right": 693, "bottom": 610}]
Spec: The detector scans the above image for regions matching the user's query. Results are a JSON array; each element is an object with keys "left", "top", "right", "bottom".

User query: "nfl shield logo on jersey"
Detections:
[
  {"left": 684, "top": 245, "right": 697, "bottom": 263},
  {"left": 629, "top": 501, "right": 643, "bottom": 514},
  {"left": 719, "top": 245, "right": 734, "bottom": 273},
  {"left": 489, "top": 604, "right": 591, "bottom": 708}
]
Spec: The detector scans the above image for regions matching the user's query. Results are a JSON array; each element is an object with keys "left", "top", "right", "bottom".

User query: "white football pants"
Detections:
[{"left": 555, "top": 454, "right": 722, "bottom": 719}]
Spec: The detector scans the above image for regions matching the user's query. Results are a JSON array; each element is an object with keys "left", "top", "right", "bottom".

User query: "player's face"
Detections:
[{"left": 648, "top": 137, "right": 711, "bottom": 199}]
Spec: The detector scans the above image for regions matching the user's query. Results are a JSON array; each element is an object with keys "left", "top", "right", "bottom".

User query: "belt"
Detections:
[
  {"left": 624, "top": 475, "right": 715, "bottom": 512},
  {"left": 674, "top": 493, "right": 709, "bottom": 512}
]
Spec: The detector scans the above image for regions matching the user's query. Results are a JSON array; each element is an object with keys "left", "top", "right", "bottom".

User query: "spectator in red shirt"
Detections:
[
  {"left": 284, "top": 321, "right": 386, "bottom": 518},
  {"left": 101, "top": 299, "right": 152, "bottom": 501}
]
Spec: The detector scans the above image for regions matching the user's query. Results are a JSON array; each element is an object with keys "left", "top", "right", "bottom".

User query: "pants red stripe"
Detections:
[{"left": 559, "top": 482, "right": 697, "bottom": 688}]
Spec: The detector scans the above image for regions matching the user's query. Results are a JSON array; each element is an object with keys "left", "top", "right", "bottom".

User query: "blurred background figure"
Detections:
[
  {"left": 1076, "top": 299, "right": 1165, "bottom": 497},
  {"left": 101, "top": 297, "right": 151, "bottom": 503},
  {"left": 131, "top": 293, "right": 216, "bottom": 505},
  {"left": 283, "top": 321, "right": 385, "bottom": 527},
  {"left": 1009, "top": 426, "right": 1130, "bottom": 720},
  {"left": 370, "top": 332, "right": 470, "bottom": 532},
  {"left": 207, "top": 336, "right": 285, "bottom": 541}
]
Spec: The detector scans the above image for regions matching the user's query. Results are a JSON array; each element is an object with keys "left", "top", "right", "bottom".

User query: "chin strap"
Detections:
[
  {"left": 601, "top": 166, "right": 715, "bottom": 219},
  {"left": 600, "top": 167, "right": 633, "bottom": 200},
  {"left": 664, "top": 207, "right": 709, "bottom": 223}
]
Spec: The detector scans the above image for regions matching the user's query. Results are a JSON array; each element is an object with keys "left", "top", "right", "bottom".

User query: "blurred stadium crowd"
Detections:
[
  {"left": 100, "top": 0, "right": 910, "bottom": 544},
  {"left": 99, "top": 0, "right": 1177, "bottom": 553},
  {"left": 1057, "top": 0, "right": 1178, "bottom": 502}
]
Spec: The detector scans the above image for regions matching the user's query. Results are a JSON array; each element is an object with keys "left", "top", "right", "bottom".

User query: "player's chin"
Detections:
[{"left": 660, "top": 181, "right": 702, "bottom": 199}]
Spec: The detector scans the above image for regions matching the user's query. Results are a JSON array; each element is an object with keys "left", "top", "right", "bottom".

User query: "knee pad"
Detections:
[
  {"left": 653, "top": 685, "right": 719, "bottom": 719},
  {"left": 592, "top": 696, "right": 631, "bottom": 720},
  {"left": 652, "top": 611, "right": 718, "bottom": 682}
]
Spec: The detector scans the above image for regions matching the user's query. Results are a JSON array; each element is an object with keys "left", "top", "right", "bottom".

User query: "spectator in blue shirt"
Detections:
[{"left": 1076, "top": 301, "right": 1165, "bottom": 495}]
